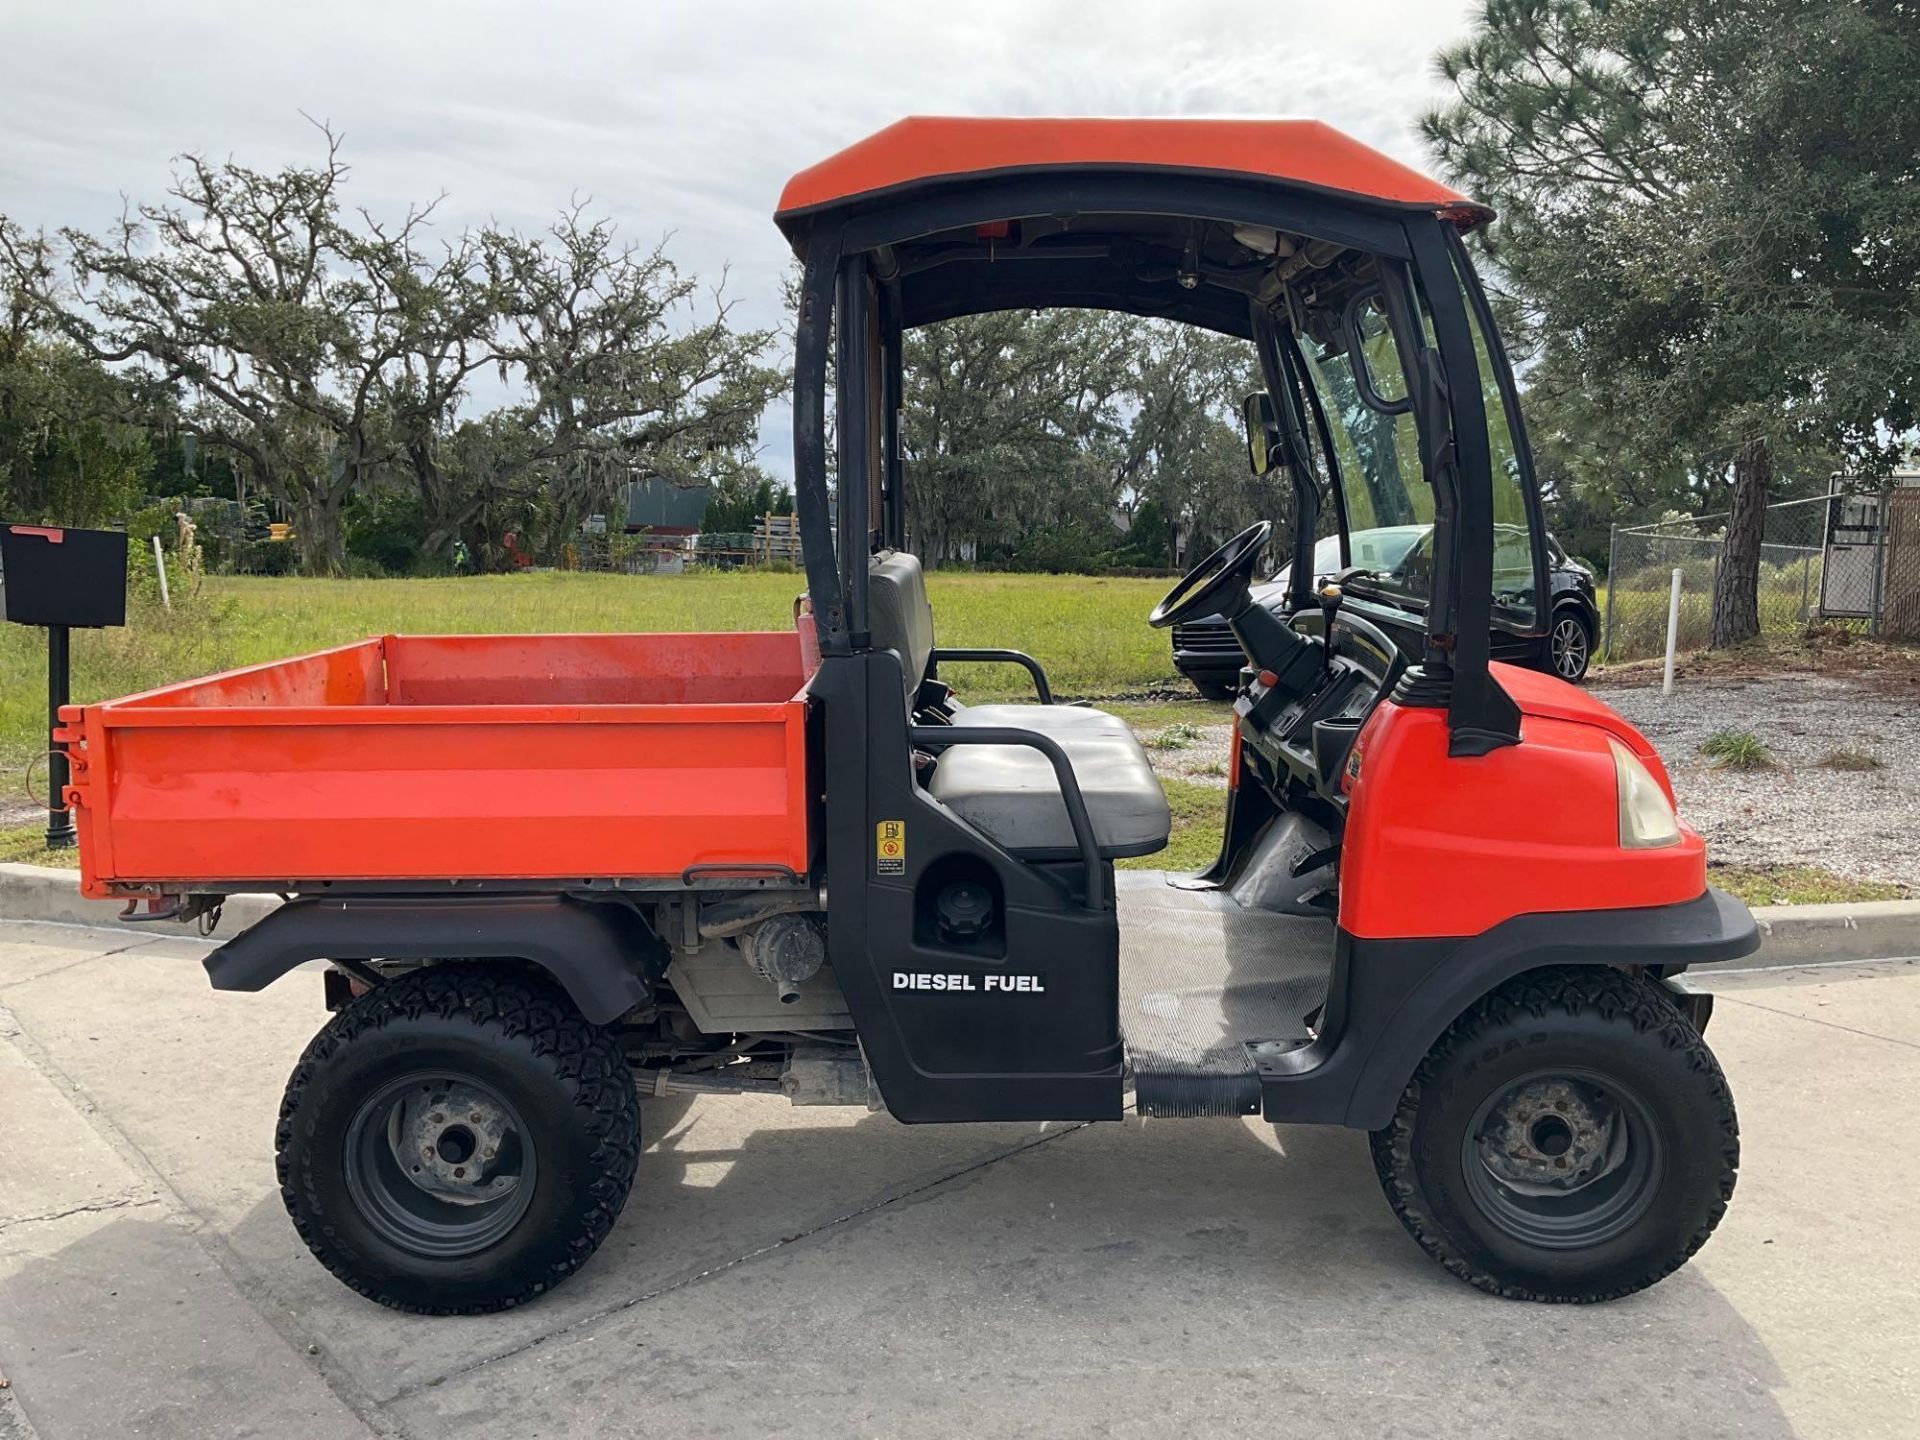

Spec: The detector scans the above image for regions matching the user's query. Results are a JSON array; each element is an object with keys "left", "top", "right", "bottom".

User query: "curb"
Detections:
[
  {"left": 0, "top": 863, "right": 280, "bottom": 932},
  {"left": 2, "top": 863, "right": 1915, "bottom": 970},
  {"left": 1733, "top": 897, "right": 1920, "bottom": 970}
]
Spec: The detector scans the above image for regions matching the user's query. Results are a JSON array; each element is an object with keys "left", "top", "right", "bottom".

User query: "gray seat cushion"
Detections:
[
  {"left": 868, "top": 550, "right": 1166, "bottom": 858},
  {"left": 926, "top": 726, "right": 1172, "bottom": 859}
]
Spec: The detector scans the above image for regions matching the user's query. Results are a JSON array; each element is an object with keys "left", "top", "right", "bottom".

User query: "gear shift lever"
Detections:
[{"left": 1316, "top": 582, "right": 1344, "bottom": 671}]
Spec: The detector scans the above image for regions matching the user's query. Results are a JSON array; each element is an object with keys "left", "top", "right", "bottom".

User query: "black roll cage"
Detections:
[{"left": 785, "top": 171, "right": 1534, "bottom": 751}]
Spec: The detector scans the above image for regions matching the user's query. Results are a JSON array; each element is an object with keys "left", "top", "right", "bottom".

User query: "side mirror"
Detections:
[{"left": 1242, "top": 392, "right": 1282, "bottom": 475}]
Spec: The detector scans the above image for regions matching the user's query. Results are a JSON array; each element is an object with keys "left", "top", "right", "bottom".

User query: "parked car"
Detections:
[{"left": 1172, "top": 524, "right": 1600, "bottom": 698}]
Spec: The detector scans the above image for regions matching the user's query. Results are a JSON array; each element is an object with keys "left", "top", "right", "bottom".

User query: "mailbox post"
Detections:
[{"left": 0, "top": 523, "right": 129, "bottom": 848}]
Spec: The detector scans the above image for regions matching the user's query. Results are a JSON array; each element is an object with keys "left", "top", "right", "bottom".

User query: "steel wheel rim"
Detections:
[
  {"left": 1552, "top": 616, "right": 1588, "bottom": 677},
  {"left": 1461, "top": 1067, "right": 1664, "bottom": 1250},
  {"left": 344, "top": 1071, "right": 536, "bottom": 1258}
]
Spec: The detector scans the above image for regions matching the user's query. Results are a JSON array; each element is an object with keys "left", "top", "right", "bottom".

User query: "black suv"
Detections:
[{"left": 1172, "top": 524, "right": 1600, "bottom": 698}]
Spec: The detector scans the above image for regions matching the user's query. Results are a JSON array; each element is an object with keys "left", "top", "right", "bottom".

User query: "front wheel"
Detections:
[
  {"left": 1370, "top": 967, "right": 1737, "bottom": 1302},
  {"left": 1548, "top": 607, "right": 1595, "bottom": 682},
  {"left": 277, "top": 965, "right": 641, "bottom": 1314}
]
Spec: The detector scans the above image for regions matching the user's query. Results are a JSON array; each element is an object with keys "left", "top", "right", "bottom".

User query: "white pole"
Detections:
[
  {"left": 1662, "top": 566, "right": 1682, "bottom": 695},
  {"left": 152, "top": 535, "right": 171, "bottom": 611}
]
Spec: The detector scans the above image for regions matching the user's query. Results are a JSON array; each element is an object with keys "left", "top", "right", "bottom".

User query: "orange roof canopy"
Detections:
[{"left": 776, "top": 116, "right": 1489, "bottom": 223}]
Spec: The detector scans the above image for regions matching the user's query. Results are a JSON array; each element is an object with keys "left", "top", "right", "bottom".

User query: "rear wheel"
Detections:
[
  {"left": 277, "top": 965, "right": 640, "bottom": 1314},
  {"left": 1370, "top": 967, "right": 1737, "bottom": 1302}
]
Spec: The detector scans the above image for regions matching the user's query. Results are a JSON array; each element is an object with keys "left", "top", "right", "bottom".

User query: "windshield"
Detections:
[
  {"left": 1301, "top": 303, "right": 1432, "bottom": 539},
  {"left": 1290, "top": 271, "right": 1542, "bottom": 632},
  {"left": 1271, "top": 525, "right": 1428, "bottom": 590},
  {"left": 1369, "top": 523, "right": 1535, "bottom": 615}
]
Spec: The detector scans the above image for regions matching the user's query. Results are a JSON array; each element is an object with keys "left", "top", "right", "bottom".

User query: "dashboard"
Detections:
[{"left": 1233, "top": 613, "right": 1405, "bottom": 799}]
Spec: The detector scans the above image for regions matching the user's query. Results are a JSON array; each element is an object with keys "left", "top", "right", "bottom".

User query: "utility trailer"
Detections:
[{"left": 68, "top": 117, "right": 1757, "bottom": 1315}]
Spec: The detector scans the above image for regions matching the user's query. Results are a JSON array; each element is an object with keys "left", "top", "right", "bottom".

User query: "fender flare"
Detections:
[
  {"left": 1336, "top": 887, "right": 1759, "bottom": 1130},
  {"left": 201, "top": 895, "right": 664, "bottom": 1025}
]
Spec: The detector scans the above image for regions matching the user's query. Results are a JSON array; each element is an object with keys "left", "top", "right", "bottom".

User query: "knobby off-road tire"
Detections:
[
  {"left": 277, "top": 964, "right": 641, "bottom": 1314},
  {"left": 1370, "top": 966, "right": 1738, "bottom": 1303}
]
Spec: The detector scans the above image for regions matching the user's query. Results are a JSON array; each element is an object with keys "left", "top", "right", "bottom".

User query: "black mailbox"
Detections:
[
  {"left": 1, "top": 523, "right": 130, "bottom": 629},
  {"left": 3, "top": 520, "right": 130, "bottom": 849}
]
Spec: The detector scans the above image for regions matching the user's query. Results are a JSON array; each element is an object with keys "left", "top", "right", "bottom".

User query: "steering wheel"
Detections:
[{"left": 1148, "top": 521, "right": 1273, "bottom": 629}]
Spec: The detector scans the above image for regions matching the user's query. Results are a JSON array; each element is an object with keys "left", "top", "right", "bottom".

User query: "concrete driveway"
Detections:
[{"left": 2, "top": 919, "right": 1916, "bottom": 1440}]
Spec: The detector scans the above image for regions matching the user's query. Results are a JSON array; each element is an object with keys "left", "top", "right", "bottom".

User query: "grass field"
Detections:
[{"left": 0, "top": 569, "right": 1182, "bottom": 767}]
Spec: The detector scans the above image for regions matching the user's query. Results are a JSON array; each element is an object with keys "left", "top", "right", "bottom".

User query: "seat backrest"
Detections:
[{"left": 867, "top": 550, "right": 934, "bottom": 706}]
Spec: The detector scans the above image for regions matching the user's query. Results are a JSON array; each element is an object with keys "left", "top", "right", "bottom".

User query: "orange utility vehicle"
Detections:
[{"left": 64, "top": 118, "right": 1756, "bottom": 1314}]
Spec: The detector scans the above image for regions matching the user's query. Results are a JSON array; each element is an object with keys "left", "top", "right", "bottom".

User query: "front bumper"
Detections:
[
  {"left": 1594, "top": 885, "right": 1762, "bottom": 972},
  {"left": 1171, "top": 617, "right": 1243, "bottom": 682}
]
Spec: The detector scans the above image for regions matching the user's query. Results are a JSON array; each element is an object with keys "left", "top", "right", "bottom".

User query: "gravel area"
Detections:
[
  {"left": 1595, "top": 674, "right": 1920, "bottom": 887},
  {"left": 1138, "top": 718, "right": 1236, "bottom": 786}
]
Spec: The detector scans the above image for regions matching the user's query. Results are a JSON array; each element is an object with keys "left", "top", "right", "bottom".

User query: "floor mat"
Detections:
[{"left": 1116, "top": 870, "right": 1335, "bottom": 1116}]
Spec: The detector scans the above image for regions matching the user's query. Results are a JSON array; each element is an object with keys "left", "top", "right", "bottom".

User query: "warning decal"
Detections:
[{"left": 875, "top": 819, "right": 906, "bottom": 875}]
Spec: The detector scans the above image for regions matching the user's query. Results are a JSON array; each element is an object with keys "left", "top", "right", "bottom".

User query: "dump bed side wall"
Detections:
[
  {"left": 62, "top": 633, "right": 813, "bottom": 895},
  {"left": 113, "top": 639, "right": 387, "bottom": 709},
  {"left": 385, "top": 632, "right": 806, "bottom": 706}
]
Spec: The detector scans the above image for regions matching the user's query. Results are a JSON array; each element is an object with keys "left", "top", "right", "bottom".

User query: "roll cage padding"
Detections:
[{"left": 201, "top": 895, "right": 665, "bottom": 1025}]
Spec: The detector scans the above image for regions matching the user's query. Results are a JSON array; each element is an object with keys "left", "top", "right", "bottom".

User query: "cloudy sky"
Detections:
[{"left": 0, "top": 0, "right": 1479, "bottom": 474}]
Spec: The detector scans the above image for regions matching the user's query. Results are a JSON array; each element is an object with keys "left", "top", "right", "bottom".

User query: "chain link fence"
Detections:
[
  {"left": 1882, "top": 484, "right": 1920, "bottom": 639},
  {"left": 1603, "top": 477, "right": 1920, "bottom": 662}
]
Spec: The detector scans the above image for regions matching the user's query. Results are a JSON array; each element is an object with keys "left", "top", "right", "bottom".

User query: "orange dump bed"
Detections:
[{"left": 57, "top": 633, "right": 815, "bottom": 899}]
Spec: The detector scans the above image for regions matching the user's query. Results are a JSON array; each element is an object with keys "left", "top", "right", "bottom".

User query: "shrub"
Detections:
[
  {"left": 1700, "top": 728, "right": 1777, "bottom": 771},
  {"left": 228, "top": 538, "right": 299, "bottom": 576},
  {"left": 344, "top": 488, "right": 427, "bottom": 575},
  {"left": 1147, "top": 721, "right": 1206, "bottom": 751}
]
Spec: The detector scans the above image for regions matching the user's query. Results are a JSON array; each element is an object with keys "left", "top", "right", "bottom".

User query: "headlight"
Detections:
[{"left": 1610, "top": 738, "right": 1680, "bottom": 849}]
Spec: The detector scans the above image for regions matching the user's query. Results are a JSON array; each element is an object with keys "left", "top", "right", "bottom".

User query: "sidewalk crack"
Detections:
[
  {"left": 1711, "top": 992, "right": 1920, "bottom": 1050},
  {"left": 0, "top": 939, "right": 166, "bottom": 992},
  {"left": 0, "top": 1194, "right": 162, "bottom": 1235}
]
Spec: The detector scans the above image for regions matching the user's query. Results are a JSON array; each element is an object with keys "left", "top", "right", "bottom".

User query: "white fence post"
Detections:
[
  {"left": 1603, "top": 522, "right": 1618, "bottom": 660},
  {"left": 1662, "top": 567, "right": 1682, "bottom": 695},
  {"left": 152, "top": 535, "right": 171, "bottom": 612}
]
